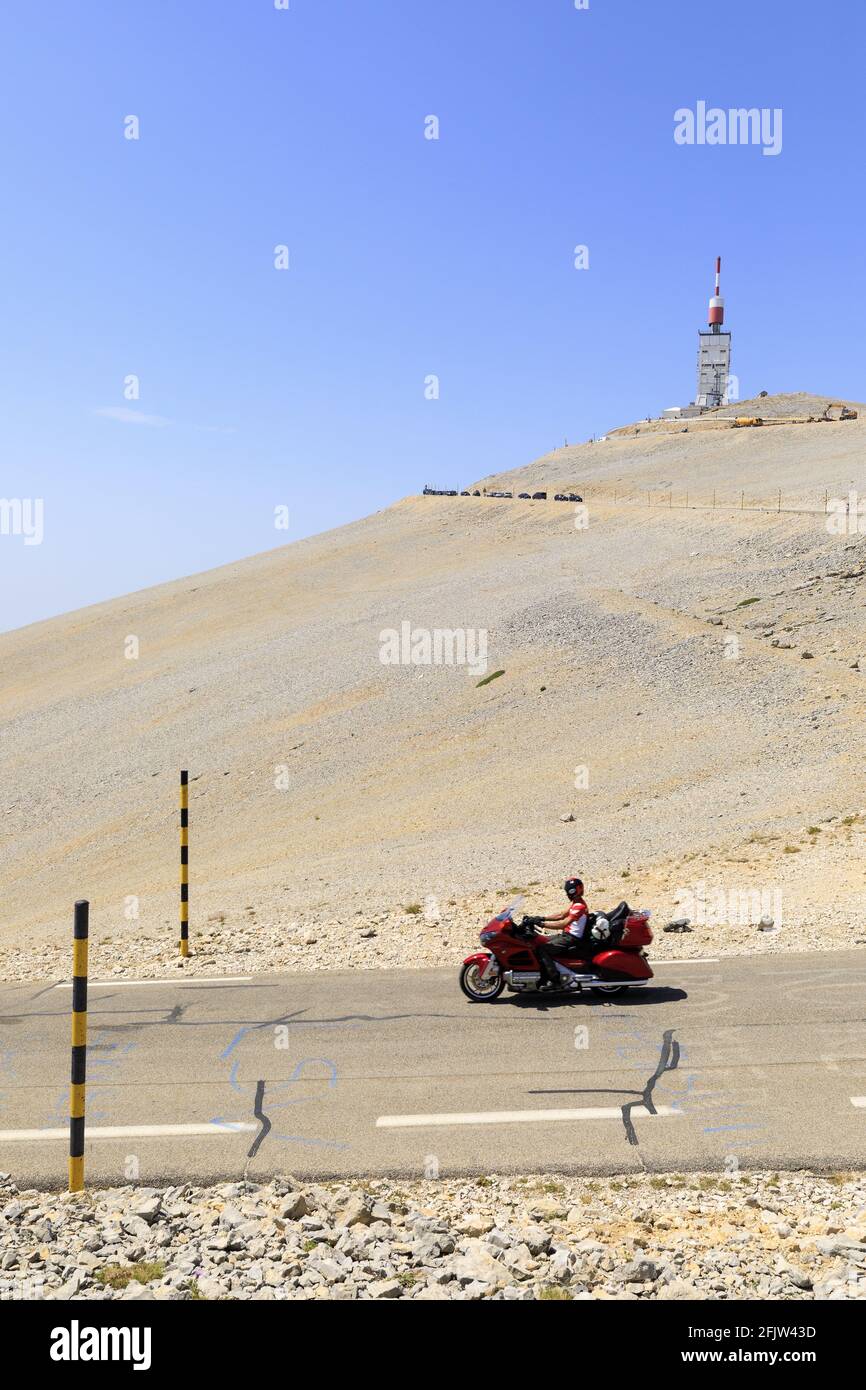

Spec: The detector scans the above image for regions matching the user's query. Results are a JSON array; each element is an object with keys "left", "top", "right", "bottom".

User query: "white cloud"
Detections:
[{"left": 94, "top": 407, "right": 172, "bottom": 427}]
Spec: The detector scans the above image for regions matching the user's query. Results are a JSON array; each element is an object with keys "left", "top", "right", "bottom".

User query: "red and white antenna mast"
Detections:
[{"left": 708, "top": 256, "right": 725, "bottom": 331}]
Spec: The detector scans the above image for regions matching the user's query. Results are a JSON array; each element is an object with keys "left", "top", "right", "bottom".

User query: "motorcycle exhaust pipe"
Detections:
[
  {"left": 563, "top": 971, "right": 653, "bottom": 988},
  {"left": 592, "top": 977, "right": 651, "bottom": 988}
]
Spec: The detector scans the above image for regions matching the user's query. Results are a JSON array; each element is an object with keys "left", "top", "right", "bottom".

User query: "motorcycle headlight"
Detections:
[{"left": 480, "top": 929, "right": 497, "bottom": 942}]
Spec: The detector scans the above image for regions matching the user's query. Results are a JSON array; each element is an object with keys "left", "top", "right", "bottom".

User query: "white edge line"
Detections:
[
  {"left": 52, "top": 976, "right": 254, "bottom": 989},
  {"left": 47, "top": 965, "right": 717, "bottom": 987},
  {"left": 851, "top": 1097, "right": 866, "bottom": 1108},
  {"left": 376, "top": 1105, "right": 679, "bottom": 1128},
  {"left": 0, "top": 1123, "right": 258, "bottom": 1142},
  {"left": 653, "top": 958, "right": 719, "bottom": 966}
]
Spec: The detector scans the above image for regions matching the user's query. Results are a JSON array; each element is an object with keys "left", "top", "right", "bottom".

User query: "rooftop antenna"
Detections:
[
  {"left": 694, "top": 255, "right": 732, "bottom": 409},
  {"left": 708, "top": 256, "right": 724, "bottom": 332}
]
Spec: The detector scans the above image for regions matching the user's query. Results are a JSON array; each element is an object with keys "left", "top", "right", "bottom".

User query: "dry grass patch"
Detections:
[{"left": 95, "top": 1260, "right": 164, "bottom": 1290}]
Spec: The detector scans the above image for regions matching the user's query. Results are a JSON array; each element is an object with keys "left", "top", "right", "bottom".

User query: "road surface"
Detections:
[{"left": 0, "top": 951, "right": 864, "bottom": 1187}]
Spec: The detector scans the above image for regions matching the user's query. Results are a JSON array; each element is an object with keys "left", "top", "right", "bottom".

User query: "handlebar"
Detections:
[{"left": 515, "top": 916, "right": 544, "bottom": 934}]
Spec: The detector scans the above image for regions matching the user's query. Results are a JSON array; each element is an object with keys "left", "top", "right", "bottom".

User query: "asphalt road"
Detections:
[{"left": 1, "top": 952, "right": 865, "bottom": 1188}]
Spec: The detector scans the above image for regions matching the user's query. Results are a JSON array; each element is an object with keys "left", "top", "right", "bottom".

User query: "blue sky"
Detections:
[{"left": 1, "top": 0, "right": 863, "bottom": 632}]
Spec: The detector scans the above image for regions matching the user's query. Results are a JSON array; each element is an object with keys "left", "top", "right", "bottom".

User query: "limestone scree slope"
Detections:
[{"left": 1, "top": 394, "right": 865, "bottom": 967}]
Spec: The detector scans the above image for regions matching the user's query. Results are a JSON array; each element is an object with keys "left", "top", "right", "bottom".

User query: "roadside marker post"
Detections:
[
  {"left": 180, "top": 769, "right": 189, "bottom": 956},
  {"left": 68, "top": 899, "right": 89, "bottom": 1192}
]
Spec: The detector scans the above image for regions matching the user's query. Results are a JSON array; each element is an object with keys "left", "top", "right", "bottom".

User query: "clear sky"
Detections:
[{"left": 1, "top": 0, "right": 862, "bottom": 632}]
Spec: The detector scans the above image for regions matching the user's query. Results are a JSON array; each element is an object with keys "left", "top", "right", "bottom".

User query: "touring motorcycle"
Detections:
[{"left": 459, "top": 896, "right": 654, "bottom": 1001}]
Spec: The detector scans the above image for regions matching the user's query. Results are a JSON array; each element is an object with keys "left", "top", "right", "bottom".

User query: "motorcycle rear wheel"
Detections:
[
  {"left": 460, "top": 961, "right": 504, "bottom": 1002},
  {"left": 591, "top": 984, "right": 628, "bottom": 998}
]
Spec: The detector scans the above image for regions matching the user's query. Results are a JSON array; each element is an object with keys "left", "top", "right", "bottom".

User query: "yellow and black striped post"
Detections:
[
  {"left": 180, "top": 769, "right": 189, "bottom": 956},
  {"left": 68, "top": 899, "right": 88, "bottom": 1192}
]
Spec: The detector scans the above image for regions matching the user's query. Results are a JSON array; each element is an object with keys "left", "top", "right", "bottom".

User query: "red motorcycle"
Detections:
[{"left": 459, "top": 896, "right": 654, "bottom": 1002}]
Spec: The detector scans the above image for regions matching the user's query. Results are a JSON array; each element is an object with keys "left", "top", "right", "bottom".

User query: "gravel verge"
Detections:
[{"left": 2, "top": 1169, "right": 864, "bottom": 1301}]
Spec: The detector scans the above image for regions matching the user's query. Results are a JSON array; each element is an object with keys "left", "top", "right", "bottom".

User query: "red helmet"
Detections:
[{"left": 564, "top": 877, "right": 584, "bottom": 900}]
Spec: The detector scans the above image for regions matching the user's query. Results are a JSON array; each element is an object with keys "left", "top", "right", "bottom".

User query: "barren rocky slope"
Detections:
[
  {"left": 479, "top": 392, "right": 866, "bottom": 509},
  {"left": 1, "top": 393, "right": 864, "bottom": 976},
  {"left": 3, "top": 1169, "right": 864, "bottom": 1301}
]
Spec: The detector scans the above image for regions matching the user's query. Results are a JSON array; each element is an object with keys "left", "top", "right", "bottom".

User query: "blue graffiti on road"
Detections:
[
  {"left": 600, "top": 1012, "right": 770, "bottom": 1158},
  {"left": 212, "top": 1025, "right": 349, "bottom": 1156},
  {"left": 44, "top": 1032, "right": 137, "bottom": 1129}
]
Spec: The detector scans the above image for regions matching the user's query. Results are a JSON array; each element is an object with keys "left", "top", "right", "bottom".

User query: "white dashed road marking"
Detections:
[
  {"left": 376, "top": 1105, "right": 679, "bottom": 1129},
  {"left": 0, "top": 1123, "right": 257, "bottom": 1142},
  {"left": 51, "top": 977, "right": 253, "bottom": 990}
]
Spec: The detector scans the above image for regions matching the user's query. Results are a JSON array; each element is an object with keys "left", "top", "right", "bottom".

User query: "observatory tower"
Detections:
[{"left": 695, "top": 257, "right": 732, "bottom": 409}]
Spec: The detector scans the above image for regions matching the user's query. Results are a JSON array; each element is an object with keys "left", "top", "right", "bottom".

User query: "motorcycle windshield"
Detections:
[{"left": 495, "top": 895, "right": 524, "bottom": 923}]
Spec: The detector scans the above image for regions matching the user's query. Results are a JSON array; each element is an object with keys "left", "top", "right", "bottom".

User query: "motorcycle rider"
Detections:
[{"left": 529, "top": 877, "right": 610, "bottom": 991}]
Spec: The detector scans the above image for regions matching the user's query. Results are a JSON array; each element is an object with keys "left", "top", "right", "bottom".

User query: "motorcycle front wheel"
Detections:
[{"left": 459, "top": 960, "right": 504, "bottom": 1002}]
